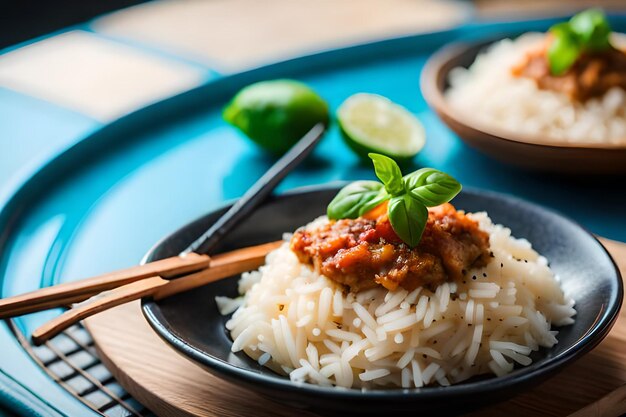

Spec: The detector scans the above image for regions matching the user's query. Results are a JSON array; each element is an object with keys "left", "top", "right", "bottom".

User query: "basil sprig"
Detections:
[
  {"left": 326, "top": 181, "right": 387, "bottom": 220},
  {"left": 370, "top": 153, "right": 404, "bottom": 195},
  {"left": 548, "top": 9, "right": 612, "bottom": 76},
  {"left": 327, "top": 153, "right": 461, "bottom": 247}
]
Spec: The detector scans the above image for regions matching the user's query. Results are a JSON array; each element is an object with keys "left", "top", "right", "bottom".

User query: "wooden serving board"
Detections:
[{"left": 84, "top": 238, "right": 626, "bottom": 417}]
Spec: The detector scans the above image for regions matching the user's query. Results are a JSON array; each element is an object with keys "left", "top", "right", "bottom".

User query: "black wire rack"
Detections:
[{"left": 10, "top": 321, "right": 154, "bottom": 417}]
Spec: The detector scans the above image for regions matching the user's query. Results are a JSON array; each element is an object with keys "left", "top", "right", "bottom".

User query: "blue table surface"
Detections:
[{"left": 1, "top": 12, "right": 626, "bottom": 417}]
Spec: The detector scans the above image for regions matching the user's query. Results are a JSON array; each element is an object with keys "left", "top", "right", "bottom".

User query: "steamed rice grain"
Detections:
[
  {"left": 218, "top": 212, "right": 575, "bottom": 389},
  {"left": 445, "top": 33, "right": 626, "bottom": 145}
]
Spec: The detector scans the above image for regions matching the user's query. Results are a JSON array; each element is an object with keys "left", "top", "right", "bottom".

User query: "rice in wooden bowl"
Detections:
[{"left": 422, "top": 11, "right": 626, "bottom": 173}]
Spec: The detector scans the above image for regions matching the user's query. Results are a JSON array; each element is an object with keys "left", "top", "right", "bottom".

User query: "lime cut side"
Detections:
[{"left": 337, "top": 93, "right": 426, "bottom": 161}]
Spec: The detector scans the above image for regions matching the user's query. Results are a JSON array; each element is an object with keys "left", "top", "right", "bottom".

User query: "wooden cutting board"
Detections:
[
  {"left": 84, "top": 238, "right": 626, "bottom": 417},
  {"left": 84, "top": 2, "right": 626, "bottom": 415}
]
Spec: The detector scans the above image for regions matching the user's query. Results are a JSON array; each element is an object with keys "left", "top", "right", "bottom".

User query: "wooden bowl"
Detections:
[{"left": 421, "top": 40, "right": 626, "bottom": 174}]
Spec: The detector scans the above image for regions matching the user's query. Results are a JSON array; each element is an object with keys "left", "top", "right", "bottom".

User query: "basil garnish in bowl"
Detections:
[
  {"left": 327, "top": 153, "right": 461, "bottom": 247},
  {"left": 548, "top": 9, "right": 613, "bottom": 76}
]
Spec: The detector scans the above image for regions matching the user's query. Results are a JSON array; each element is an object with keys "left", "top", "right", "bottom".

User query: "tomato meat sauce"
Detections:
[
  {"left": 511, "top": 40, "right": 626, "bottom": 102},
  {"left": 290, "top": 203, "right": 490, "bottom": 292}
]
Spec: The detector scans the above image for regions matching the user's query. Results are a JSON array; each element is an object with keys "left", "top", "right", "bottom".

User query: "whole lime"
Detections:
[{"left": 223, "top": 79, "right": 330, "bottom": 154}]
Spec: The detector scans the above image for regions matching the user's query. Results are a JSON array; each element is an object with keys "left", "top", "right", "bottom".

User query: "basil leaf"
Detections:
[
  {"left": 327, "top": 181, "right": 387, "bottom": 220},
  {"left": 403, "top": 168, "right": 461, "bottom": 207},
  {"left": 570, "top": 8, "right": 611, "bottom": 50},
  {"left": 358, "top": 189, "right": 391, "bottom": 217},
  {"left": 368, "top": 153, "right": 404, "bottom": 196},
  {"left": 549, "top": 23, "right": 582, "bottom": 76},
  {"left": 388, "top": 195, "right": 428, "bottom": 247},
  {"left": 548, "top": 9, "right": 613, "bottom": 76}
]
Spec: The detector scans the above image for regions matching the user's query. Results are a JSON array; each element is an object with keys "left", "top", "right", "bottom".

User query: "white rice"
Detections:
[
  {"left": 218, "top": 213, "right": 575, "bottom": 388},
  {"left": 445, "top": 32, "right": 626, "bottom": 145}
]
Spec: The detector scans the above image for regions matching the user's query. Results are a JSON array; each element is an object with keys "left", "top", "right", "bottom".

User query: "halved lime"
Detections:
[
  {"left": 337, "top": 93, "right": 426, "bottom": 162},
  {"left": 223, "top": 79, "right": 329, "bottom": 155}
]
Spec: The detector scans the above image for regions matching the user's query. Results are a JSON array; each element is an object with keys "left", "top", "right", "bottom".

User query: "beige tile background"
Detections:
[
  {"left": 0, "top": 31, "right": 205, "bottom": 121},
  {"left": 1, "top": 0, "right": 623, "bottom": 121},
  {"left": 93, "top": 0, "right": 471, "bottom": 72}
]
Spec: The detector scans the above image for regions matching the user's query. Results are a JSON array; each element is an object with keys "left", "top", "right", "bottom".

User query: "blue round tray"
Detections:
[{"left": 1, "top": 14, "right": 625, "bottom": 417}]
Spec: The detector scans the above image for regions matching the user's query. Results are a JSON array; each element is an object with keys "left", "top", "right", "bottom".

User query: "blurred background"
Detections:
[
  {"left": 3, "top": 0, "right": 626, "bottom": 50},
  {"left": 2, "top": 0, "right": 624, "bottom": 183},
  {"left": 1, "top": 2, "right": 625, "bottom": 417}
]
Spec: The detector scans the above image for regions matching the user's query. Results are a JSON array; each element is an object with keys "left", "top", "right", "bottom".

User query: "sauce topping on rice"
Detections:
[
  {"left": 290, "top": 203, "right": 490, "bottom": 292},
  {"left": 512, "top": 40, "right": 626, "bottom": 102}
]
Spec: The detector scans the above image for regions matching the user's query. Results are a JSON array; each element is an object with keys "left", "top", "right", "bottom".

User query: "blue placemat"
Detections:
[{"left": 0, "top": 12, "right": 625, "bottom": 417}]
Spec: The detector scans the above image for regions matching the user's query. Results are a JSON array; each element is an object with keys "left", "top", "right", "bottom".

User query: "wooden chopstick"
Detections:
[
  {"left": 30, "top": 240, "right": 283, "bottom": 345},
  {"left": 153, "top": 240, "right": 283, "bottom": 300},
  {"left": 182, "top": 123, "right": 326, "bottom": 255},
  {"left": 0, "top": 252, "right": 212, "bottom": 319},
  {"left": 0, "top": 124, "right": 325, "bottom": 345},
  {"left": 0, "top": 241, "right": 281, "bottom": 320},
  {"left": 31, "top": 277, "right": 170, "bottom": 345}
]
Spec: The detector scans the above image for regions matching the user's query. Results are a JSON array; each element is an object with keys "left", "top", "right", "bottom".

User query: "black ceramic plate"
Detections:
[{"left": 142, "top": 185, "right": 622, "bottom": 416}]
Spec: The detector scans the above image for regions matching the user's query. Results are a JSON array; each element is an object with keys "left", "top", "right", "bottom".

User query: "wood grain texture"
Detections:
[
  {"left": 154, "top": 241, "right": 282, "bottom": 300},
  {"left": 0, "top": 252, "right": 211, "bottom": 318},
  {"left": 33, "top": 276, "right": 169, "bottom": 345},
  {"left": 87, "top": 301, "right": 318, "bottom": 417},
  {"left": 83, "top": 3, "right": 626, "bottom": 415},
  {"left": 569, "top": 383, "right": 626, "bottom": 417},
  {"left": 32, "top": 241, "right": 282, "bottom": 345},
  {"left": 85, "top": 238, "right": 626, "bottom": 417}
]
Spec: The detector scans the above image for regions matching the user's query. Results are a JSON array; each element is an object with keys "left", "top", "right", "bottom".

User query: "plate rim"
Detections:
[{"left": 141, "top": 185, "right": 623, "bottom": 402}]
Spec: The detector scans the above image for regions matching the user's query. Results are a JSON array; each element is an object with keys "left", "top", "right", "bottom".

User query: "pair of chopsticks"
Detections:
[{"left": 0, "top": 123, "right": 326, "bottom": 345}]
